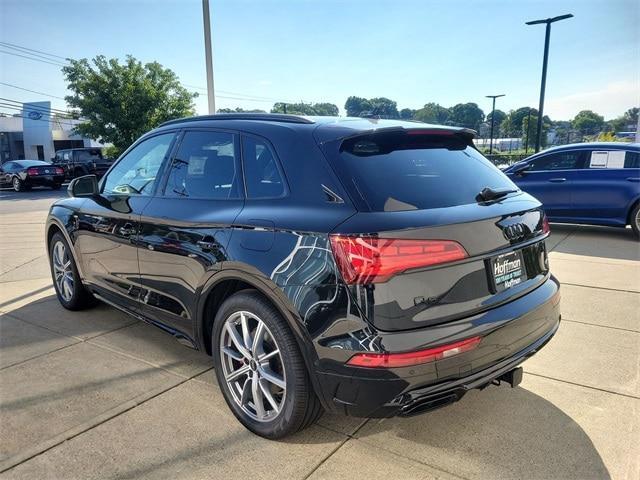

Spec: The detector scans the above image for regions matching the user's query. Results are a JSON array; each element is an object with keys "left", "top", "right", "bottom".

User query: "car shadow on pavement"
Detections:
[
  {"left": 1, "top": 297, "right": 610, "bottom": 479},
  {"left": 354, "top": 383, "right": 610, "bottom": 479},
  {"left": 550, "top": 223, "right": 639, "bottom": 262}
]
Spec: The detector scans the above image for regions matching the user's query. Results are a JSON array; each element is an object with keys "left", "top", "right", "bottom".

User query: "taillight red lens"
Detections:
[
  {"left": 55, "top": 167, "right": 64, "bottom": 175},
  {"left": 346, "top": 336, "right": 482, "bottom": 368},
  {"left": 329, "top": 235, "right": 467, "bottom": 284},
  {"left": 542, "top": 215, "right": 550, "bottom": 234},
  {"left": 27, "top": 168, "right": 39, "bottom": 176}
]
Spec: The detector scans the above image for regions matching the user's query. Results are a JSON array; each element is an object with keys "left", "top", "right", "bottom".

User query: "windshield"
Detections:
[{"left": 334, "top": 132, "right": 519, "bottom": 211}]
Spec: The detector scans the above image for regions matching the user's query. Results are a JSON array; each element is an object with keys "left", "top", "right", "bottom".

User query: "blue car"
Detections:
[{"left": 504, "top": 142, "right": 640, "bottom": 238}]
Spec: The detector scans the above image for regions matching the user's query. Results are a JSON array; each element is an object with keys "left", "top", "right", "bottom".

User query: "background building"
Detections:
[{"left": 0, "top": 101, "right": 102, "bottom": 163}]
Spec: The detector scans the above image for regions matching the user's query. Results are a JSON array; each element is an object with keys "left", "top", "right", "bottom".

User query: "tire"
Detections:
[
  {"left": 48, "top": 232, "right": 97, "bottom": 310},
  {"left": 212, "top": 290, "right": 323, "bottom": 439},
  {"left": 52, "top": 184, "right": 62, "bottom": 190},
  {"left": 631, "top": 203, "right": 640, "bottom": 239},
  {"left": 12, "top": 177, "right": 24, "bottom": 192}
]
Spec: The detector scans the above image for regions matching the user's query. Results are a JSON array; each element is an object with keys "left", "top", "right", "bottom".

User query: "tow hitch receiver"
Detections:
[{"left": 496, "top": 367, "right": 523, "bottom": 388}]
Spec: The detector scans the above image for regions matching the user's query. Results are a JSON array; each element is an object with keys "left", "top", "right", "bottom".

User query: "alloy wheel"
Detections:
[
  {"left": 12, "top": 178, "right": 20, "bottom": 192},
  {"left": 52, "top": 240, "right": 74, "bottom": 302},
  {"left": 219, "top": 311, "right": 286, "bottom": 422},
  {"left": 635, "top": 208, "right": 640, "bottom": 231}
]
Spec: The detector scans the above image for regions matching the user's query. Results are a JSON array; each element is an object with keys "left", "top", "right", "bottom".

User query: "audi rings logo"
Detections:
[{"left": 503, "top": 223, "right": 527, "bottom": 241}]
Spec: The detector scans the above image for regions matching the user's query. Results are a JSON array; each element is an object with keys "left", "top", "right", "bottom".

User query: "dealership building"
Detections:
[{"left": 0, "top": 101, "right": 101, "bottom": 163}]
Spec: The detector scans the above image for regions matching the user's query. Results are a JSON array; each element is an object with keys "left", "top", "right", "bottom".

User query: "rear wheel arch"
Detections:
[
  {"left": 626, "top": 197, "right": 640, "bottom": 225},
  {"left": 197, "top": 270, "right": 326, "bottom": 404}
]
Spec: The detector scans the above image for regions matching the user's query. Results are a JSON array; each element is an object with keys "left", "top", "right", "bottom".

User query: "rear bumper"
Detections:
[
  {"left": 314, "top": 275, "right": 560, "bottom": 417},
  {"left": 26, "top": 175, "right": 64, "bottom": 187}
]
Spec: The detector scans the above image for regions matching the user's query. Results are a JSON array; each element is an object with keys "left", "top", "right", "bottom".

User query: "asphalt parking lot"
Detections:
[{"left": 0, "top": 187, "right": 638, "bottom": 480}]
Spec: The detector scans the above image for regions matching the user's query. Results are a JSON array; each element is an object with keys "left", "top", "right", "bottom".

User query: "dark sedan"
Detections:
[{"left": 0, "top": 160, "right": 65, "bottom": 191}]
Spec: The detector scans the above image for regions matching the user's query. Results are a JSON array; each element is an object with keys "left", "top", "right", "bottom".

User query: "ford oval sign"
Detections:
[{"left": 28, "top": 110, "right": 43, "bottom": 120}]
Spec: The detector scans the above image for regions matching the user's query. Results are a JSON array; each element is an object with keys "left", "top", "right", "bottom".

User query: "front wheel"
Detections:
[
  {"left": 49, "top": 232, "right": 96, "bottom": 310},
  {"left": 12, "top": 177, "right": 24, "bottom": 192},
  {"left": 631, "top": 203, "right": 640, "bottom": 239},
  {"left": 212, "top": 290, "right": 323, "bottom": 439}
]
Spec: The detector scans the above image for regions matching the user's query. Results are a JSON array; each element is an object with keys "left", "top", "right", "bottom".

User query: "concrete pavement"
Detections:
[{"left": 0, "top": 188, "right": 638, "bottom": 479}]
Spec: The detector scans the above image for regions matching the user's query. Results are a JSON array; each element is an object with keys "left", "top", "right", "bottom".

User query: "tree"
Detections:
[
  {"left": 500, "top": 107, "right": 537, "bottom": 137},
  {"left": 448, "top": 103, "right": 484, "bottom": 130},
  {"left": 217, "top": 107, "right": 266, "bottom": 113},
  {"left": 63, "top": 55, "right": 197, "bottom": 155},
  {"left": 571, "top": 110, "right": 605, "bottom": 135},
  {"left": 271, "top": 102, "right": 338, "bottom": 116},
  {"left": 485, "top": 109, "right": 506, "bottom": 127},
  {"left": 399, "top": 108, "right": 416, "bottom": 120},
  {"left": 413, "top": 103, "right": 450, "bottom": 124},
  {"left": 522, "top": 114, "right": 552, "bottom": 148},
  {"left": 344, "top": 96, "right": 399, "bottom": 118},
  {"left": 345, "top": 96, "right": 371, "bottom": 117},
  {"left": 609, "top": 107, "right": 639, "bottom": 132}
]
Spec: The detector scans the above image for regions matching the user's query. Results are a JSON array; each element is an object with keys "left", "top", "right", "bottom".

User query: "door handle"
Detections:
[
  {"left": 548, "top": 178, "right": 566, "bottom": 183},
  {"left": 197, "top": 238, "right": 219, "bottom": 251},
  {"left": 626, "top": 177, "right": 640, "bottom": 182},
  {"left": 118, "top": 223, "right": 136, "bottom": 237}
]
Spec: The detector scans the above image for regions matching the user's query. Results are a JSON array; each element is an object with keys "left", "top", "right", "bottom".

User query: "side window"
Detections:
[
  {"left": 242, "top": 136, "right": 285, "bottom": 198},
  {"left": 102, "top": 133, "right": 175, "bottom": 195},
  {"left": 624, "top": 151, "right": 639, "bottom": 169},
  {"left": 164, "top": 130, "right": 239, "bottom": 199},
  {"left": 2, "top": 162, "right": 16, "bottom": 171},
  {"left": 63, "top": 152, "right": 71, "bottom": 161},
  {"left": 529, "top": 151, "right": 585, "bottom": 171}
]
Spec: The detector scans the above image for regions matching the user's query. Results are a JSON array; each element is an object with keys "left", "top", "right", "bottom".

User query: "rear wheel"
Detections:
[
  {"left": 212, "top": 290, "right": 323, "bottom": 439},
  {"left": 49, "top": 232, "right": 96, "bottom": 310},
  {"left": 631, "top": 203, "right": 640, "bottom": 239}
]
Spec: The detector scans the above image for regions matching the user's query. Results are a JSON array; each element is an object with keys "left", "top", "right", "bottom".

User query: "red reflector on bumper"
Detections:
[{"left": 346, "top": 336, "right": 482, "bottom": 368}]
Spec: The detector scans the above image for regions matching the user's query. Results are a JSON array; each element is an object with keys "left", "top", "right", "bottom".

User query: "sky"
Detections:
[{"left": 1, "top": 0, "right": 638, "bottom": 121}]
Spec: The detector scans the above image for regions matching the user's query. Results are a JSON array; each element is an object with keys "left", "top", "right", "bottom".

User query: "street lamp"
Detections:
[
  {"left": 486, "top": 94, "right": 505, "bottom": 154},
  {"left": 526, "top": 13, "right": 573, "bottom": 152},
  {"left": 202, "top": 0, "right": 216, "bottom": 114}
]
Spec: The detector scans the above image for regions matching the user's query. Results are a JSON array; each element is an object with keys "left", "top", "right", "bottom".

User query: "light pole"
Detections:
[
  {"left": 202, "top": 0, "right": 215, "bottom": 114},
  {"left": 524, "top": 108, "right": 532, "bottom": 154},
  {"left": 486, "top": 94, "right": 505, "bottom": 154},
  {"left": 526, "top": 14, "right": 573, "bottom": 152}
]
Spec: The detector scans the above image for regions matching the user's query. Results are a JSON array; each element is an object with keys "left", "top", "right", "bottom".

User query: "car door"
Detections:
[
  {"left": 137, "top": 129, "right": 244, "bottom": 338},
  {"left": 570, "top": 149, "right": 640, "bottom": 224},
  {"left": 508, "top": 150, "right": 586, "bottom": 219},
  {"left": 74, "top": 132, "right": 178, "bottom": 313},
  {"left": 0, "top": 161, "right": 15, "bottom": 184}
]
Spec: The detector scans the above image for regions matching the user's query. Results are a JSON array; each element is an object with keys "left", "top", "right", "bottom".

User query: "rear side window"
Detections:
[
  {"left": 624, "top": 151, "right": 639, "bottom": 168},
  {"left": 334, "top": 132, "right": 518, "bottom": 211},
  {"left": 242, "top": 136, "right": 285, "bottom": 198},
  {"left": 164, "top": 130, "right": 240, "bottom": 199},
  {"left": 529, "top": 151, "right": 585, "bottom": 171}
]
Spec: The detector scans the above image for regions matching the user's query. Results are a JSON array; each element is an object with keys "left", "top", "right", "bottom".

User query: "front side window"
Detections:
[
  {"left": 164, "top": 130, "right": 240, "bottom": 199},
  {"left": 242, "top": 136, "right": 285, "bottom": 198},
  {"left": 529, "top": 151, "right": 585, "bottom": 171},
  {"left": 102, "top": 133, "right": 175, "bottom": 195}
]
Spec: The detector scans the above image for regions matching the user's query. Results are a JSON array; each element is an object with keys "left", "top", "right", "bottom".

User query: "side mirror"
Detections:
[
  {"left": 512, "top": 164, "right": 530, "bottom": 176},
  {"left": 68, "top": 175, "right": 99, "bottom": 197}
]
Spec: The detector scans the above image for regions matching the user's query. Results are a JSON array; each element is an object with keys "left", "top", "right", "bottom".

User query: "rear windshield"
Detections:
[
  {"left": 335, "top": 132, "right": 518, "bottom": 211},
  {"left": 76, "top": 149, "right": 103, "bottom": 161}
]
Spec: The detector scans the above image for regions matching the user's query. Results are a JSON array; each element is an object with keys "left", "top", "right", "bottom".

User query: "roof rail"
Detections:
[{"left": 159, "top": 113, "right": 315, "bottom": 128}]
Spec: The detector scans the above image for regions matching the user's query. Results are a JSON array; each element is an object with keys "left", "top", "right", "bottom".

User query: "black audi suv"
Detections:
[{"left": 46, "top": 114, "right": 560, "bottom": 438}]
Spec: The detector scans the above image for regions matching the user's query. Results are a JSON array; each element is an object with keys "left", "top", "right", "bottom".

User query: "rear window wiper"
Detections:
[{"left": 477, "top": 186, "right": 519, "bottom": 202}]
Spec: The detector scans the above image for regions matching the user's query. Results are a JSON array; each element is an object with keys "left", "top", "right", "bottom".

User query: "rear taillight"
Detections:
[
  {"left": 26, "top": 167, "right": 39, "bottom": 176},
  {"left": 55, "top": 167, "right": 64, "bottom": 175},
  {"left": 329, "top": 235, "right": 467, "bottom": 284},
  {"left": 542, "top": 215, "right": 550, "bottom": 234},
  {"left": 346, "top": 336, "right": 482, "bottom": 368}
]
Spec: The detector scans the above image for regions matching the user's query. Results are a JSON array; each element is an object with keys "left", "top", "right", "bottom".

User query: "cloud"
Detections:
[{"left": 545, "top": 80, "right": 639, "bottom": 120}]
